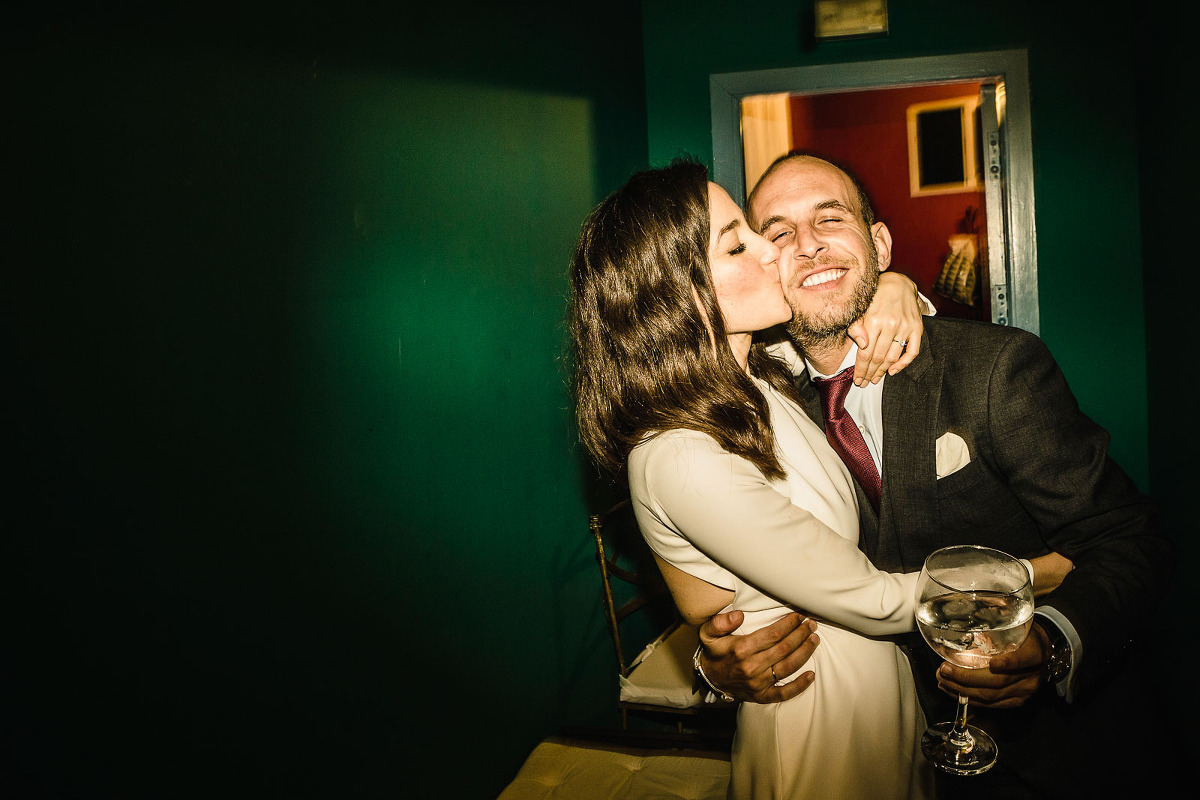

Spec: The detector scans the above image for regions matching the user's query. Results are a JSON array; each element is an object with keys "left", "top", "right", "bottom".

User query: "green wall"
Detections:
[
  {"left": 1135, "top": 3, "right": 1196, "bottom": 724},
  {"left": 9, "top": 3, "right": 1192, "bottom": 796},
  {"left": 641, "top": 0, "right": 1151, "bottom": 486},
  {"left": 8, "top": 3, "right": 646, "bottom": 796}
]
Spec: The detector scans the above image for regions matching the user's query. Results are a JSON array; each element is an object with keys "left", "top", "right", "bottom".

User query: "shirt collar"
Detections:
[{"left": 805, "top": 346, "right": 859, "bottom": 382}]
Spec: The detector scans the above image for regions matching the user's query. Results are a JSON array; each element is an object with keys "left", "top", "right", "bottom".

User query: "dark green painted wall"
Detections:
[
  {"left": 8, "top": 3, "right": 645, "bottom": 796},
  {"left": 1135, "top": 2, "right": 1197, "bottom": 726},
  {"left": 8, "top": 2, "right": 1193, "bottom": 796}
]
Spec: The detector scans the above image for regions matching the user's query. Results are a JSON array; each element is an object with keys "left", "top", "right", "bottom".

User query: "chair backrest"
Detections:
[
  {"left": 589, "top": 498, "right": 678, "bottom": 678},
  {"left": 589, "top": 498, "right": 735, "bottom": 745}
]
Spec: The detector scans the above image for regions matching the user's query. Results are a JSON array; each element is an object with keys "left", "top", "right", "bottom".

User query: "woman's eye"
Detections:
[{"left": 729, "top": 243, "right": 747, "bottom": 255}]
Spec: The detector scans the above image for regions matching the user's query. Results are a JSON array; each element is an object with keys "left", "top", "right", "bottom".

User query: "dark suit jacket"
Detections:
[{"left": 791, "top": 316, "right": 1175, "bottom": 798}]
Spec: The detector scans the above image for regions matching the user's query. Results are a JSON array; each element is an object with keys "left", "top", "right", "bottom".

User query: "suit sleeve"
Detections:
[
  {"left": 629, "top": 431, "right": 918, "bottom": 637},
  {"left": 984, "top": 332, "right": 1173, "bottom": 693}
]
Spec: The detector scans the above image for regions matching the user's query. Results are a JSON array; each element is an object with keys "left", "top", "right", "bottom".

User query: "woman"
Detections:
[{"left": 569, "top": 159, "right": 1064, "bottom": 799}]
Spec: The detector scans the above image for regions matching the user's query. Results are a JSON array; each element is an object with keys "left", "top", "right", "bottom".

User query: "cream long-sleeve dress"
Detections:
[{"left": 627, "top": 379, "right": 934, "bottom": 800}]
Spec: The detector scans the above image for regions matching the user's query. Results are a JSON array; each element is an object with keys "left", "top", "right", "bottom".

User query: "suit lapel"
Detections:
[
  {"left": 878, "top": 334, "right": 943, "bottom": 572},
  {"left": 794, "top": 371, "right": 824, "bottom": 429}
]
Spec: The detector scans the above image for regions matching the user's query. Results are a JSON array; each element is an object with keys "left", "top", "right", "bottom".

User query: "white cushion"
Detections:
[
  {"left": 619, "top": 623, "right": 703, "bottom": 709},
  {"left": 497, "top": 738, "right": 729, "bottom": 800}
]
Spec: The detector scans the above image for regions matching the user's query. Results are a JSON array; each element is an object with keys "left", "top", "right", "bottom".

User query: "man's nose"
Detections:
[{"left": 792, "top": 225, "right": 826, "bottom": 259}]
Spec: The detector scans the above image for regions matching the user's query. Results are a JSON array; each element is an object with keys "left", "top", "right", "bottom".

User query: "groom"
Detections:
[{"left": 696, "top": 153, "right": 1174, "bottom": 798}]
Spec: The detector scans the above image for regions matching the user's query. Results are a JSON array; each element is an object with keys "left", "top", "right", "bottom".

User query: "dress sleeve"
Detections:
[{"left": 629, "top": 431, "right": 918, "bottom": 637}]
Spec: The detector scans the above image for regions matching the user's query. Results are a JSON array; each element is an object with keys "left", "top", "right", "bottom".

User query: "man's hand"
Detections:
[
  {"left": 935, "top": 622, "right": 1052, "bottom": 709},
  {"left": 697, "top": 610, "right": 819, "bottom": 704}
]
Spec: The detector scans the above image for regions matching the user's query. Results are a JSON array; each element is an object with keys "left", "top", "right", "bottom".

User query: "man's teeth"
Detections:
[{"left": 802, "top": 268, "right": 845, "bottom": 288}]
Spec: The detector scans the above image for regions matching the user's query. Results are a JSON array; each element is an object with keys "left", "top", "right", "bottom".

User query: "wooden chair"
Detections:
[{"left": 589, "top": 498, "right": 734, "bottom": 742}]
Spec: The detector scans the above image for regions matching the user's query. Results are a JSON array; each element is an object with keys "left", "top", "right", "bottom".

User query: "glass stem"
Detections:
[{"left": 947, "top": 695, "right": 975, "bottom": 751}]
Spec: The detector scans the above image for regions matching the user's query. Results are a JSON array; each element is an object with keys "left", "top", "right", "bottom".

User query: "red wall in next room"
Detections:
[{"left": 790, "top": 82, "right": 987, "bottom": 319}]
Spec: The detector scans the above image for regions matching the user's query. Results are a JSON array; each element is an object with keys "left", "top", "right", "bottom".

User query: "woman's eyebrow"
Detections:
[{"left": 716, "top": 218, "right": 740, "bottom": 239}]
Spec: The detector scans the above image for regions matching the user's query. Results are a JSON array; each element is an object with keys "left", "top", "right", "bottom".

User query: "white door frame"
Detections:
[{"left": 710, "top": 49, "right": 1039, "bottom": 334}]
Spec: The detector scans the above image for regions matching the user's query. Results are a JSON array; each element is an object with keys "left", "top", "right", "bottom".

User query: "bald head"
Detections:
[{"left": 748, "top": 153, "right": 875, "bottom": 232}]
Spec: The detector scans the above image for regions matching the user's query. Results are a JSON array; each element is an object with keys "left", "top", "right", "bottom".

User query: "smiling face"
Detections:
[
  {"left": 748, "top": 157, "right": 892, "bottom": 350},
  {"left": 706, "top": 182, "right": 790, "bottom": 342}
]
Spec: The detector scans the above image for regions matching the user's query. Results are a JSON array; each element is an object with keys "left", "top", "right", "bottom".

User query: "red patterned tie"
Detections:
[{"left": 812, "top": 368, "right": 881, "bottom": 510}]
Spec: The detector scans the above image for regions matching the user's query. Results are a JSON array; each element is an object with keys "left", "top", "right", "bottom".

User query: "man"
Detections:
[{"left": 695, "top": 153, "right": 1174, "bottom": 798}]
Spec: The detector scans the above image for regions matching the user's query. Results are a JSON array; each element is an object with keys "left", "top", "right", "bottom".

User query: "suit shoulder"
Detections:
[{"left": 924, "top": 316, "right": 1044, "bottom": 353}]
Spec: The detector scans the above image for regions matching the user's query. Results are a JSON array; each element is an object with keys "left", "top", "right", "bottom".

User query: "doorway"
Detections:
[{"left": 710, "top": 50, "right": 1038, "bottom": 333}]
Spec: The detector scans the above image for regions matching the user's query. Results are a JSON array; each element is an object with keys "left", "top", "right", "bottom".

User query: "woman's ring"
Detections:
[{"left": 894, "top": 338, "right": 908, "bottom": 346}]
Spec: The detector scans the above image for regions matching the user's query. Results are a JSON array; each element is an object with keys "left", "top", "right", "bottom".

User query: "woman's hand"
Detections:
[
  {"left": 847, "top": 271, "right": 925, "bottom": 386},
  {"left": 1029, "top": 552, "right": 1075, "bottom": 597}
]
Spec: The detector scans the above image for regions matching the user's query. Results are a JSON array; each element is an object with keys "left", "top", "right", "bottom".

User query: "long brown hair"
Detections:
[{"left": 569, "top": 157, "right": 801, "bottom": 480}]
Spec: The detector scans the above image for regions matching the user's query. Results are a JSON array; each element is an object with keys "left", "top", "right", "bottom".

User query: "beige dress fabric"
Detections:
[{"left": 628, "top": 379, "right": 934, "bottom": 800}]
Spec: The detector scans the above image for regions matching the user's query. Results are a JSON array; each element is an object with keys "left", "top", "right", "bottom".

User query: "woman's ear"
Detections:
[{"left": 871, "top": 221, "right": 893, "bottom": 271}]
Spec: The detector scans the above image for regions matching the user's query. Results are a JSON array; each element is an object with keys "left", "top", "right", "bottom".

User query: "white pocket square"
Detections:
[{"left": 935, "top": 432, "right": 971, "bottom": 479}]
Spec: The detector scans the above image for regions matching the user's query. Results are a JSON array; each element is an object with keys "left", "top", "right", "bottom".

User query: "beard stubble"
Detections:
[{"left": 785, "top": 248, "right": 881, "bottom": 353}]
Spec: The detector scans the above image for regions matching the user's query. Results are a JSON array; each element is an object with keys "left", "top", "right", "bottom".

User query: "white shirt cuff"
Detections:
[
  {"left": 917, "top": 290, "right": 937, "bottom": 316},
  {"left": 1034, "top": 605, "right": 1081, "bottom": 703}
]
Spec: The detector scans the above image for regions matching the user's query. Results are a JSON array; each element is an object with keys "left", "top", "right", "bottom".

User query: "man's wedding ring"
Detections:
[{"left": 770, "top": 665, "right": 779, "bottom": 683}]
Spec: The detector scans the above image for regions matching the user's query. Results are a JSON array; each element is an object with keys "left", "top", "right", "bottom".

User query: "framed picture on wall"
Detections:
[
  {"left": 813, "top": 0, "right": 889, "bottom": 40},
  {"left": 906, "top": 96, "right": 981, "bottom": 197}
]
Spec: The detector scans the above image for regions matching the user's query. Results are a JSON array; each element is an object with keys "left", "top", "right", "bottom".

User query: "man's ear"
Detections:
[{"left": 871, "top": 221, "right": 893, "bottom": 271}]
